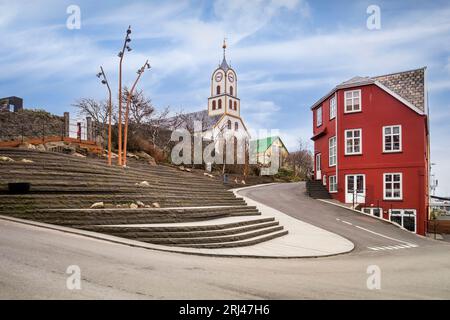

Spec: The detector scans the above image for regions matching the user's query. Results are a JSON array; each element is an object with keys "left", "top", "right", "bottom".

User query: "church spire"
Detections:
[{"left": 219, "top": 38, "right": 230, "bottom": 72}]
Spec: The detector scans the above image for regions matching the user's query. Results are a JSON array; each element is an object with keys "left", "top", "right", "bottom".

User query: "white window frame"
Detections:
[
  {"left": 383, "top": 173, "right": 403, "bottom": 200},
  {"left": 344, "top": 129, "right": 362, "bottom": 155},
  {"left": 383, "top": 125, "right": 402, "bottom": 153},
  {"left": 329, "top": 175, "right": 337, "bottom": 193},
  {"left": 329, "top": 96, "right": 336, "bottom": 119},
  {"left": 329, "top": 136, "right": 337, "bottom": 166},
  {"left": 316, "top": 106, "right": 323, "bottom": 127},
  {"left": 362, "top": 207, "right": 382, "bottom": 218},
  {"left": 344, "top": 89, "right": 361, "bottom": 113},
  {"left": 389, "top": 209, "right": 416, "bottom": 233}
]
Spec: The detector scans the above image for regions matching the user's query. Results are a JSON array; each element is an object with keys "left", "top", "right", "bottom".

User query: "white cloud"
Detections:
[{"left": 242, "top": 100, "right": 282, "bottom": 131}]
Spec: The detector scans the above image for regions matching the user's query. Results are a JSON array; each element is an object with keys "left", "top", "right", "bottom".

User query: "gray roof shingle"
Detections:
[
  {"left": 372, "top": 68, "right": 426, "bottom": 111},
  {"left": 311, "top": 67, "right": 426, "bottom": 112}
]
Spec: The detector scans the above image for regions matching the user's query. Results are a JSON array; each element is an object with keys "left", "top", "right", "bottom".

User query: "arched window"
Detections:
[
  {"left": 230, "top": 86, "right": 234, "bottom": 96},
  {"left": 227, "top": 120, "right": 231, "bottom": 130},
  {"left": 234, "top": 101, "right": 237, "bottom": 110},
  {"left": 212, "top": 100, "right": 216, "bottom": 110},
  {"left": 229, "top": 100, "right": 232, "bottom": 110},
  {"left": 218, "top": 99, "right": 222, "bottom": 109},
  {"left": 216, "top": 86, "right": 221, "bottom": 95},
  {"left": 235, "top": 122, "right": 238, "bottom": 131}
]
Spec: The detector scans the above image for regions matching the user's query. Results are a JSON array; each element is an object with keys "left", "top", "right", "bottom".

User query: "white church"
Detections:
[{"left": 173, "top": 40, "right": 250, "bottom": 142}]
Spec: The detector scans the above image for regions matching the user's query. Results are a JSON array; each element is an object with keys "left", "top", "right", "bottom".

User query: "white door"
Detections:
[
  {"left": 315, "top": 153, "right": 321, "bottom": 180},
  {"left": 345, "top": 174, "right": 365, "bottom": 204}
]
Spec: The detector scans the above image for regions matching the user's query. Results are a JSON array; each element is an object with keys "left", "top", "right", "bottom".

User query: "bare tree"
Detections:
[
  {"left": 286, "top": 138, "right": 313, "bottom": 180},
  {"left": 121, "top": 87, "right": 155, "bottom": 126}
]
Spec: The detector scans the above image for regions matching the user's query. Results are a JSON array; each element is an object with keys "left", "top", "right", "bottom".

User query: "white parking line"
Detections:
[
  {"left": 368, "top": 243, "right": 417, "bottom": 251},
  {"left": 336, "top": 218, "right": 418, "bottom": 251}
]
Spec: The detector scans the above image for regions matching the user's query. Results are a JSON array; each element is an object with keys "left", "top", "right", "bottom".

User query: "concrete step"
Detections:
[
  {"left": 7, "top": 207, "right": 261, "bottom": 226},
  {"left": 177, "top": 230, "right": 289, "bottom": 249},
  {"left": 80, "top": 217, "right": 276, "bottom": 233},
  {"left": 139, "top": 225, "right": 284, "bottom": 245},
  {"left": 81, "top": 220, "right": 279, "bottom": 239}
]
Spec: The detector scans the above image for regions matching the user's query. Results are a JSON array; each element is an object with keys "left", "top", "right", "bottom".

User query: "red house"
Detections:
[{"left": 310, "top": 68, "right": 430, "bottom": 235}]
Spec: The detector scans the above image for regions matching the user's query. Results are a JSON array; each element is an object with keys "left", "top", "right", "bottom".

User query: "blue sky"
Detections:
[{"left": 1, "top": 0, "right": 449, "bottom": 195}]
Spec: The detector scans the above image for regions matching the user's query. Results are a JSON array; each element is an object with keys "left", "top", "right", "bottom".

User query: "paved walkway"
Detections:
[{"left": 0, "top": 184, "right": 354, "bottom": 258}]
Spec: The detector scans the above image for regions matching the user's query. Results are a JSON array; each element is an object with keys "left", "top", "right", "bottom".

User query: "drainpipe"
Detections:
[
  {"left": 335, "top": 92, "right": 338, "bottom": 192},
  {"left": 426, "top": 67, "right": 431, "bottom": 227}
]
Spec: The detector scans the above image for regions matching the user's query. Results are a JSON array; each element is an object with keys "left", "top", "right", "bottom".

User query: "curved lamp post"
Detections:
[
  {"left": 122, "top": 60, "right": 151, "bottom": 167},
  {"left": 97, "top": 66, "right": 112, "bottom": 166},
  {"left": 117, "top": 25, "right": 132, "bottom": 166}
]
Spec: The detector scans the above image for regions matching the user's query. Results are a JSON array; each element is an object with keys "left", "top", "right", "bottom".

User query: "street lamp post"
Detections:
[
  {"left": 122, "top": 60, "right": 151, "bottom": 167},
  {"left": 117, "top": 25, "right": 132, "bottom": 166},
  {"left": 97, "top": 66, "right": 112, "bottom": 166}
]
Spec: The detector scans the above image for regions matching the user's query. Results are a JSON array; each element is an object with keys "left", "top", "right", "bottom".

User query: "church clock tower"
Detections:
[{"left": 208, "top": 40, "right": 240, "bottom": 118}]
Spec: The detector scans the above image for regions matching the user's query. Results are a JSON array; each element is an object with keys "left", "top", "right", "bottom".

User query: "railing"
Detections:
[{"left": 0, "top": 122, "right": 102, "bottom": 153}]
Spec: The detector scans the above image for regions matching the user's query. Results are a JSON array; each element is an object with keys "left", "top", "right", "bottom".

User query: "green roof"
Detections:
[{"left": 251, "top": 136, "right": 284, "bottom": 153}]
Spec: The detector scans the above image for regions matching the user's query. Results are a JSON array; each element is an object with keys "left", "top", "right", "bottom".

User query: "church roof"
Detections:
[
  {"left": 166, "top": 110, "right": 222, "bottom": 132},
  {"left": 219, "top": 57, "right": 230, "bottom": 72}
]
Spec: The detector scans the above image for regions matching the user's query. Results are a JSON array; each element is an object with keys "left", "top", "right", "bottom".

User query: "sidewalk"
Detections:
[{"left": 0, "top": 184, "right": 354, "bottom": 258}]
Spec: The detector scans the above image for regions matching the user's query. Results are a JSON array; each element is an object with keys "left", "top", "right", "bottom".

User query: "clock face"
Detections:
[
  {"left": 228, "top": 73, "right": 234, "bottom": 83},
  {"left": 215, "top": 72, "right": 223, "bottom": 82}
]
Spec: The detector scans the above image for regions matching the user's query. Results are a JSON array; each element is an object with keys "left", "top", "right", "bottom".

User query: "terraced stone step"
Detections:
[
  {"left": 81, "top": 219, "right": 279, "bottom": 238},
  {"left": 0, "top": 150, "right": 222, "bottom": 184},
  {"left": 1, "top": 171, "right": 219, "bottom": 187},
  {"left": 6, "top": 207, "right": 261, "bottom": 226},
  {"left": 0, "top": 183, "right": 230, "bottom": 194},
  {"left": 176, "top": 230, "right": 289, "bottom": 249},
  {"left": 0, "top": 193, "right": 241, "bottom": 203},
  {"left": 138, "top": 225, "right": 284, "bottom": 245},
  {"left": 0, "top": 164, "right": 220, "bottom": 186},
  {"left": 0, "top": 199, "right": 246, "bottom": 211},
  {"left": 80, "top": 217, "right": 276, "bottom": 233}
]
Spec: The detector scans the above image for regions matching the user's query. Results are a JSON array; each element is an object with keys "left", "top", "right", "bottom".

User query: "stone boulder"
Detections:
[
  {"left": 0, "top": 156, "right": 14, "bottom": 162},
  {"left": 18, "top": 143, "right": 35, "bottom": 150},
  {"left": 136, "top": 181, "right": 150, "bottom": 187},
  {"left": 90, "top": 202, "right": 104, "bottom": 209},
  {"left": 136, "top": 201, "right": 145, "bottom": 208},
  {"left": 35, "top": 144, "right": 46, "bottom": 151},
  {"left": 151, "top": 202, "right": 161, "bottom": 208}
]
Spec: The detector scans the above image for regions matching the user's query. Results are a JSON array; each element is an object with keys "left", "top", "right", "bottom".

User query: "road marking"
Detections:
[
  {"left": 335, "top": 218, "right": 418, "bottom": 251},
  {"left": 368, "top": 243, "right": 417, "bottom": 251},
  {"left": 353, "top": 225, "right": 416, "bottom": 246}
]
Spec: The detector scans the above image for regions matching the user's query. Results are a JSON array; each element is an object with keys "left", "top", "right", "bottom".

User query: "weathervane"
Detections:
[{"left": 222, "top": 37, "right": 227, "bottom": 59}]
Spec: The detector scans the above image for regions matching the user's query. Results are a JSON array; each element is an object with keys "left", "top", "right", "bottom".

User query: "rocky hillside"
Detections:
[{"left": 0, "top": 109, "right": 64, "bottom": 141}]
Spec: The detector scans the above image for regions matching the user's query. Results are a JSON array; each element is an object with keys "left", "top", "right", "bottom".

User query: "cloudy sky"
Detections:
[{"left": 1, "top": 0, "right": 449, "bottom": 195}]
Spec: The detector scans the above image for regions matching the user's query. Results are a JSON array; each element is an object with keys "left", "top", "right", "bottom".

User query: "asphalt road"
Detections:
[
  {"left": 238, "top": 183, "right": 435, "bottom": 253},
  {"left": 1, "top": 183, "right": 450, "bottom": 299}
]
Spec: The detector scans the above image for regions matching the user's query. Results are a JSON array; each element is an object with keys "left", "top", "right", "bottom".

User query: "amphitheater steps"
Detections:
[
  {"left": 0, "top": 148, "right": 290, "bottom": 249},
  {"left": 77, "top": 217, "right": 287, "bottom": 249}
]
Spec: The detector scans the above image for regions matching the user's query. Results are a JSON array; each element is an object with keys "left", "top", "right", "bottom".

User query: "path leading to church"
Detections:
[{"left": 1, "top": 183, "right": 450, "bottom": 299}]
